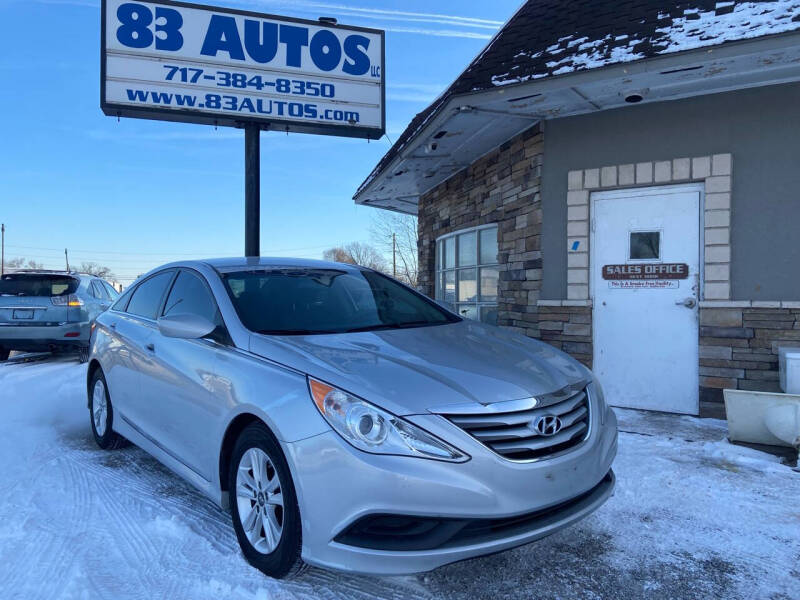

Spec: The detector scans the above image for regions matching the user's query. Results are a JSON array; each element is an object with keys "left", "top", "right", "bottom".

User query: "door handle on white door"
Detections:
[{"left": 675, "top": 298, "right": 697, "bottom": 308}]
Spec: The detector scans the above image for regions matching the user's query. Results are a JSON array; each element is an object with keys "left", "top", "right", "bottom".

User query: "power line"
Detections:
[{"left": 4, "top": 242, "right": 345, "bottom": 256}]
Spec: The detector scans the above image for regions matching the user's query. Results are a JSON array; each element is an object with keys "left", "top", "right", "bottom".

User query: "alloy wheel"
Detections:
[
  {"left": 92, "top": 379, "right": 108, "bottom": 436},
  {"left": 236, "top": 448, "right": 284, "bottom": 554}
]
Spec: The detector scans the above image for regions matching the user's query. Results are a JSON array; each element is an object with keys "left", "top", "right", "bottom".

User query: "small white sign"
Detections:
[
  {"left": 102, "top": 0, "right": 385, "bottom": 138},
  {"left": 609, "top": 280, "right": 679, "bottom": 289}
]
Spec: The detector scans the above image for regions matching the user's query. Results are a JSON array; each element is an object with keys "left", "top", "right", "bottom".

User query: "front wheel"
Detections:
[
  {"left": 229, "top": 423, "right": 304, "bottom": 579},
  {"left": 89, "top": 369, "right": 129, "bottom": 450}
]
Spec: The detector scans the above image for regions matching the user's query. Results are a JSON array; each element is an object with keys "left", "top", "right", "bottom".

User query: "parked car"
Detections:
[
  {"left": 87, "top": 258, "right": 617, "bottom": 578},
  {"left": 0, "top": 270, "right": 119, "bottom": 362}
]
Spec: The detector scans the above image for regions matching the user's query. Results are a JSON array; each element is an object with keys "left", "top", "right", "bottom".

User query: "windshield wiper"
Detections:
[
  {"left": 342, "top": 321, "right": 433, "bottom": 333},
  {"left": 257, "top": 329, "right": 327, "bottom": 336}
]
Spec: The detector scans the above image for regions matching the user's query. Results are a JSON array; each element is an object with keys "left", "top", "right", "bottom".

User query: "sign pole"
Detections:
[{"left": 244, "top": 124, "right": 261, "bottom": 257}]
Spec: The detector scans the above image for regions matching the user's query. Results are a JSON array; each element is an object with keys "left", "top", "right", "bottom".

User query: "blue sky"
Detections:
[{"left": 0, "top": 0, "right": 518, "bottom": 284}]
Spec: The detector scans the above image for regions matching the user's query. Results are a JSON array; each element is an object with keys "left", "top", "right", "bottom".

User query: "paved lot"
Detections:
[{"left": 1, "top": 355, "right": 798, "bottom": 600}]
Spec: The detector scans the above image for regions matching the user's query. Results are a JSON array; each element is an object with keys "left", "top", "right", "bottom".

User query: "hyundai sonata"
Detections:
[{"left": 87, "top": 258, "right": 617, "bottom": 578}]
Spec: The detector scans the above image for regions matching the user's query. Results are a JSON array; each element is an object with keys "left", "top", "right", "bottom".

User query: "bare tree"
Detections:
[
  {"left": 370, "top": 210, "right": 418, "bottom": 287},
  {"left": 79, "top": 262, "right": 116, "bottom": 280},
  {"left": 323, "top": 242, "right": 387, "bottom": 272},
  {"left": 3, "top": 257, "right": 44, "bottom": 271}
]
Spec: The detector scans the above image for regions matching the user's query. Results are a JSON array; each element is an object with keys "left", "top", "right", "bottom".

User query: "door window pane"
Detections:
[
  {"left": 480, "top": 228, "right": 498, "bottom": 265},
  {"left": 436, "top": 240, "right": 443, "bottom": 271},
  {"left": 458, "top": 268, "right": 477, "bottom": 302},
  {"left": 126, "top": 271, "right": 174, "bottom": 320},
  {"left": 479, "top": 267, "right": 499, "bottom": 302},
  {"left": 163, "top": 271, "right": 218, "bottom": 323},
  {"left": 630, "top": 231, "right": 660, "bottom": 260},
  {"left": 444, "top": 237, "right": 455, "bottom": 269},
  {"left": 102, "top": 281, "right": 120, "bottom": 300},
  {"left": 458, "top": 231, "right": 477, "bottom": 267},
  {"left": 93, "top": 281, "right": 111, "bottom": 300},
  {"left": 443, "top": 271, "right": 456, "bottom": 303}
]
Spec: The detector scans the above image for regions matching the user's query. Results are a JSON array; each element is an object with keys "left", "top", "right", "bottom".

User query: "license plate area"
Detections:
[{"left": 12, "top": 309, "right": 34, "bottom": 320}]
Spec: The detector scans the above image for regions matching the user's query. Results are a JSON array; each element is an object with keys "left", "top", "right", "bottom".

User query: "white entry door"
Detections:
[{"left": 592, "top": 185, "right": 701, "bottom": 415}]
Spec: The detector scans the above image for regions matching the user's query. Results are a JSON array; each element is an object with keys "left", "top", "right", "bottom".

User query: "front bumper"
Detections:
[
  {"left": 0, "top": 321, "right": 90, "bottom": 351},
  {"left": 284, "top": 406, "right": 618, "bottom": 575}
]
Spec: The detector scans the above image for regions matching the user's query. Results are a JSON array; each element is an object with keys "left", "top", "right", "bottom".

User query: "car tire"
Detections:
[
  {"left": 89, "top": 369, "right": 129, "bottom": 450},
  {"left": 229, "top": 423, "right": 305, "bottom": 579},
  {"left": 0, "top": 349, "right": 9, "bottom": 362},
  {"left": 78, "top": 346, "right": 89, "bottom": 364}
]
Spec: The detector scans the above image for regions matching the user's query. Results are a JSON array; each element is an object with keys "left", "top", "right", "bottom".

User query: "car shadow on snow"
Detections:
[{"left": 422, "top": 524, "right": 742, "bottom": 600}]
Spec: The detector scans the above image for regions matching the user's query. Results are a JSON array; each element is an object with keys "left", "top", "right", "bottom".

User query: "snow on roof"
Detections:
[
  {"left": 355, "top": 0, "right": 800, "bottom": 200},
  {"left": 491, "top": 1, "right": 800, "bottom": 86}
]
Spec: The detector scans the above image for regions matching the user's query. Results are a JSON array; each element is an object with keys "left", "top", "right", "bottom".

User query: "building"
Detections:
[{"left": 354, "top": 1, "right": 800, "bottom": 416}]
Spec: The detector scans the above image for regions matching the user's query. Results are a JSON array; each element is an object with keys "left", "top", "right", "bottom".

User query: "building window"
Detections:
[{"left": 436, "top": 225, "right": 499, "bottom": 325}]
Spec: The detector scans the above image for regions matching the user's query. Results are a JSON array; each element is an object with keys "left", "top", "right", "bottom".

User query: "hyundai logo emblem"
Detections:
[{"left": 534, "top": 415, "right": 562, "bottom": 436}]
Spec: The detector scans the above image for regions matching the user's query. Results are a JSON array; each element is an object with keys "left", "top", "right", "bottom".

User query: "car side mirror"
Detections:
[{"left": 157, "top": 314, "right": 216, "bottom": 340}]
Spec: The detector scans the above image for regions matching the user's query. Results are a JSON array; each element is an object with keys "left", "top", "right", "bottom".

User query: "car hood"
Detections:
[{"left": 248, "top": 320, "right": 588, "bottom": 416}]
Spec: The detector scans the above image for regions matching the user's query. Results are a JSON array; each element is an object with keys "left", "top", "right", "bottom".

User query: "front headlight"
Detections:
[{"left": 308, "top": 378, "right": 469, "bottom": 463}]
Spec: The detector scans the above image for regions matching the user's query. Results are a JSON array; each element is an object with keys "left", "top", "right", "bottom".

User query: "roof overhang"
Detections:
[{"left": 355, "top": 31, "right": 800, "bottom": 214}]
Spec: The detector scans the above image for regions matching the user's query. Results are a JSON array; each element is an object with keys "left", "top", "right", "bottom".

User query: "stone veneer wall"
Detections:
[
  {"left": 418, "top": 123, "right": 543, "bottom": 335},
  {"left": 537, "top": 306, "right": 593, "bottom": 367},
  {"left": 699, "top": 303, "right": 800, "bottom": 400}
]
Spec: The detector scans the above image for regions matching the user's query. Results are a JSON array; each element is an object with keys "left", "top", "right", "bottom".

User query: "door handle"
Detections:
[
  {"left": 145, "top": 343, "right": 155, "bottom": 352},
  {"left": 109, "top": 322, "right": 117, "bottom": 329},
  {"left": 675, "top": 297, "right": 697, "bottom": 308}
]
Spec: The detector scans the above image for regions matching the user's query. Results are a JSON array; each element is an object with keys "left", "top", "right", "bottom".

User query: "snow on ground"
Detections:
[{"left": 1, "top": 356, "right": 798, "bottom": 600}]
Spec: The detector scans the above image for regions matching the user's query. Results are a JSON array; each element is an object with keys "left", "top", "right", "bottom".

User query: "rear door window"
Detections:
[
  {"left": 91, "top": 281, "right": 110, "bottom": 300},
  {"left": 0, "top": 274, "right": 79, "bottom": 297},
  {"left": 102, "top": 281, "right": 120, "bottom": 300},
  {"left": 126, "top": 271, "right": 175, "bottom": 320}
]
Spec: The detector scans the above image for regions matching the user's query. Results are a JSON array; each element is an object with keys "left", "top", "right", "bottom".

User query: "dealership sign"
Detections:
[{"left": 101, "top": 0, "right": 385, "bottom": 138}]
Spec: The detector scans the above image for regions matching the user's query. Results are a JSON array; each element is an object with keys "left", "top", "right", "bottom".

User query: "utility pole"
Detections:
[
  {"left": 65, "top": 248, "right": 70, "bottom": 272},
  {"left": 244, "top": 124, "right": 261, "bottom": 257},
  {"left": 1, "top": 223, "right": 5, "bottom": 277},
  {"left": 392, "top": 232, "right": 396, "bottom": 278}
]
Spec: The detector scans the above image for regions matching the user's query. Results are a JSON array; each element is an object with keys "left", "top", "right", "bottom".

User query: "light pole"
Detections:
[
  {"left": 392, "top": 232, "right": 396, "bottom": 278},
  {"left": 1, "top": 223, "right": 5, "bottom": 276}
]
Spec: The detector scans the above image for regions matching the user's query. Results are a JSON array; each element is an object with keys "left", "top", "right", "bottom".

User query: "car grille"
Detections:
[{"left": 445, "top": 383, "right": 591, "bottom": 461}]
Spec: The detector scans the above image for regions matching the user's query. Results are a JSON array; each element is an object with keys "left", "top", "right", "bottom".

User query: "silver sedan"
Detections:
[{"left": 88, "top": 258, "right": 617, "bottom": 578}]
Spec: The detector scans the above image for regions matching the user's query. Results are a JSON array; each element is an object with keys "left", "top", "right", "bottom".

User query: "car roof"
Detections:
[
  {"left": 126, "top": 257, "right": 365, "bottom": 285},
  {"left": 152, "top": 257, "right": 364, "bottom": 273}
]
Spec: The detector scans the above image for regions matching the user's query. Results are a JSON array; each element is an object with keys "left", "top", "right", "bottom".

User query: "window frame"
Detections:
[{"left": 435, "top": 224, "right": 499, "bottom": 324}]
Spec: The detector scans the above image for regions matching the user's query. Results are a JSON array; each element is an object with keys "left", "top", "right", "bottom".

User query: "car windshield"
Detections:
[
  {"left": 0, "top": 274, "right": 79, "bottom": 297},
  {"left": 220, "top": 268, "right": 459, "bottom": 335}
]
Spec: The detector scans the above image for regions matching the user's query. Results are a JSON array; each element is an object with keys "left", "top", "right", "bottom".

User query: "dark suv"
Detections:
[{"left": 0, "top": 270, "right": 119, "bottom": 362}]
